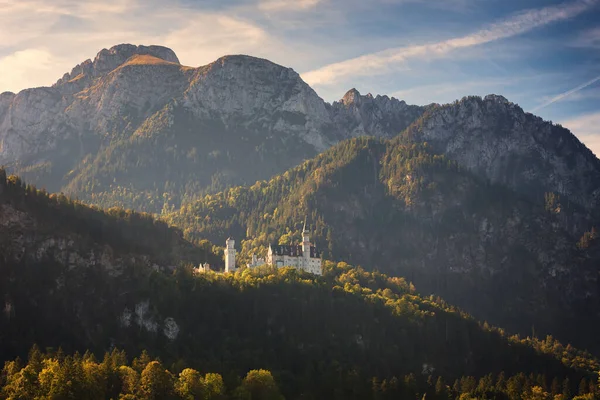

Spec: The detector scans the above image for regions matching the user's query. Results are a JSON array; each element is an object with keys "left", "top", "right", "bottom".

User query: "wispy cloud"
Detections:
[
  {"left": 537, "top": 85, "right": 600, "bottom": 104},
  {"left": 0, "top": 0, "right": 293, "bottom": 93},
  {"left": 302, "top": 0, "right": 599, "bottom": 86},
  {"left": 532, "top": 74, "right": 600, "bottom": 112},
  {"left": 258, "top": 0, "right": 321, "bottom": 12},
  {"left": 0, "top": 49, "right": 73, "bottom": 92},
  {"left": 572, "top": 26, "right": 600, "bottom": 48}
]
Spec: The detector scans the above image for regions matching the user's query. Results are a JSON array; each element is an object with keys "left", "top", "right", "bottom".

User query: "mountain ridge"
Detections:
[{"left": 0, "top": 44, "right": 428, "bottom": 212}]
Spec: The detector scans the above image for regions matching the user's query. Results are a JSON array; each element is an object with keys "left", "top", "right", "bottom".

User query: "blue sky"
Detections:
[{"left": 1, "top": 0, "right": 599, "bottom": 153}]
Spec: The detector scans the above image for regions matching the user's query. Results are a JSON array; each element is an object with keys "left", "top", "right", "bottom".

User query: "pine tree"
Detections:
[
  {"left": 551, "top": 378, "right": 561, "bottom": 396},
  {"left": 579, "top": 378, "right": 588, "bottom": 396},
  {"left": 562, "top": 378, "right": 572, "bottom": 400},
  {"left": 435, "top": 376, "right": 446, "bottom": 398}
]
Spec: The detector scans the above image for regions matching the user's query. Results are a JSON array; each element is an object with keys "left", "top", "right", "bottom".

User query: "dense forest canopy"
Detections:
[
  {"left": 1, "top": 257, "right": 599, "bottom": 399},
  {"left": 2, "top": 345, "right": 599, "bottom": 399}
]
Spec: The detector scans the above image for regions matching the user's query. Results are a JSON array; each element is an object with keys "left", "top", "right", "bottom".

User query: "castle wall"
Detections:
[{"left": 268, "top": 254, "right": 322, "bottom": 275}]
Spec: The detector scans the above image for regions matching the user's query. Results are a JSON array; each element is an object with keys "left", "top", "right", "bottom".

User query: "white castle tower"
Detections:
[
  {"left": 302, "top": 218, "right": 310, "bottom": 260},
  {"left": 224, "top": 237, "right": 236, "bottom": 273}
]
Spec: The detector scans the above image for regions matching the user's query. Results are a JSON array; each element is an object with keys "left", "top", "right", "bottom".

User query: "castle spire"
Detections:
[{"left": 302, "top": 216, "right": 310, "bottom": 260}]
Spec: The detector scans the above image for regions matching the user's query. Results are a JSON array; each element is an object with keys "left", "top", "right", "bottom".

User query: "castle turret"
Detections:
[
  {"left": 302, "top": 217, "right": 310, "bottom": 259},
  {"left": 225, "top": 237, "right": 236, "bottom": 273}
]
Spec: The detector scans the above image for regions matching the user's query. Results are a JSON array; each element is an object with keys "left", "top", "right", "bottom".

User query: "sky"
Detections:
[{"left": 1, "top": 0, "right": 600, "bottom": 154}]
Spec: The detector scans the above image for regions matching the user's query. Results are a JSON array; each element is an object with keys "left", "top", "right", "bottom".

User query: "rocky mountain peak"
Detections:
[
  {"left": 341, "top": 88, "right": 362, "bottom": 105},
  {"left": 484, "top": 94, "right": 511, "bottom": 104},
  {"left": 183, "top": 54, "right": 335, "bottom": 150},
  {"left": 331, "top": 88, "right": 425, "bottom": 138},
  {"left": 201, "top": 54, "right": 304, "bottom": 86},
  {"left": 54, "top": 44, "right": 180, "bottom": 89},
  {"left": 95, "top": 44, "right": 179, "bottom": 66},
  {"left": 339, "top": 88, "right": 405, "bottom": 107},
  {"left": 212, "top": 54, "right": 282, "bottom": 67},
  {"left": 412, "top": 94, "right": 600, "bottom": 214}
]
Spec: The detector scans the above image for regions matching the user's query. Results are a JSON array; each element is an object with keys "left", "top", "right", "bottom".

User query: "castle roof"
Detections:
[{"left": 269, "top": 243, "right": 320, "bottom": 258}]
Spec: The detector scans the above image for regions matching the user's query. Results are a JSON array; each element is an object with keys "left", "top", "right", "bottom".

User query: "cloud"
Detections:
[
  {"left": 561, "top": 112, "right": 600, "bottom": 136},
  {"left": 258, "top": 0, "right": 320, "bottom": 12},
  {"left": 302, "top": 0, "right": 599, "bottom": 86},
  {"left": 537, "top": 87, "right": 600, "bottom": 103},
  {"left": 163, "top": 14, "right": 273, "bottom": 67},
  {"left": 572, "top": 26, "right": 600, "bottom": 48},
  {"left": 0, "top": 49, "right": 73, "bottom": 93},
  {"left": 561, "top": 112, "right": 600, "bottom": 156},
  {"left": 0, "top": 0, "right": 292, "bottom": 92},
  {"left": 532, "top": 74, "right": 600, "bottom": 112}
]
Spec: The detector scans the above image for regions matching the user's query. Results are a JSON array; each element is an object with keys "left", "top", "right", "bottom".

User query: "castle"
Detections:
[{"left": 224, "top": 220, "right": 322, "bottom": 275}]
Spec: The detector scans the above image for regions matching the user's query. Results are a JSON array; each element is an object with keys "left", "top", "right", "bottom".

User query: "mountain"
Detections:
[
  {"left": 0, "top": 44, "right": 425, "bottom": 212},
  {"left": 4, "top": 45, "right": 597, "bottom": 227},
  {"left": 164, "top": 135, "right": 600, "bottom": 355},
  {"left": 0, "top": 171, "right": 598, "bottom": 400},
  {"left": 406, "top": 95, "right": 600, "bottom": 226}
]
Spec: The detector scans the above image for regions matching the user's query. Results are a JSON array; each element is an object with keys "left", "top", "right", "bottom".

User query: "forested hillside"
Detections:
[
  {"left": 2, "top": 255, "right": 599, "bottom": 399},
  {"left": 0, "top": 168, "right": 220, "bottom": 270},
  {"left": 60, "top": 102, "right": 320, "bottom": 213},
  {"left": 1, "top": 170, "right": 600, "bottom": 399},
  {"left": 164, "top": 137, "right": 600, "bottom": 355}
]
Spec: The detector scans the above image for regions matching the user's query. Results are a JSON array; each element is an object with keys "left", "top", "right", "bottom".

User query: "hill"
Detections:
[
  {"left": 0, "top": 167, "right": 219, "bottom": 274},
  {"left": 164, "top": 135, "right": 600, "bottom": 355},
  {"left": 0, "top": 171, "right": 598, "bottom": 399}
]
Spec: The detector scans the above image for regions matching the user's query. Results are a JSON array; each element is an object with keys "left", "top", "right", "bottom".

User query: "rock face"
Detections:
[
  {"left": 0, "top": 87, "right": 71, "bottom": 165},
  {"left": 330, "top": 88, "right": 427, "bottom": 138},
  {"left": 183, "top": 55, "right": 338, "bottom": 151},
  {"left": 408, "top": 95, "right": 600, "bottom": 216}
]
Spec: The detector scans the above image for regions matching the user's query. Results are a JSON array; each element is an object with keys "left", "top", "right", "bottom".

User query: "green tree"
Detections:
[
  {"left": 140, "top": 361, "right": 174, "bottom": 400},
  {"left": 2, "top": 364, "right": 39, "bottom": 399},
  {"left": 133, "top": 351, "right": 154, "bottom": 373},
  {"left": 119, "top": 365, "right": 140, "bottom": 397},
  {"left": 234, "top": 369, "right": 284, "bottom": 400},
  {"left": 578, "top": 379, "right": 588, "bottom": 396},
  {"left": 175, "top": 368, "right": 205, "bottom": 400},
  {"left": 435, "top": 376, "right": 447, "bottom": 399},
  {"left": 204, "top": 373, "right": 226, "bottom": 400},
  {"left": 563, "top": 378, "right": 572, "bottom": 400},
  {"left": 523, "top": 386, "right": 551, "bottom": 400}
]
